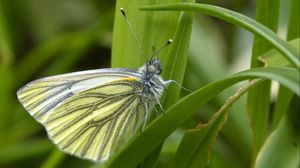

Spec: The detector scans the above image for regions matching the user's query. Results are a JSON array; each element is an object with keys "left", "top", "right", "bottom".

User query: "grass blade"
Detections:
[
  {"left": 287, "top": 0, "right": 299, "bottom": 40},
  {"left": 172, "top": 79, "right": 263, "bottom": 168},
  {"left": 140, "top": 3, "right": 300, "bottom": 68},
  {"left": 41, "top": 149, "right": 65, "bottom": 168},
  {"left": 272, "top": 86, "right": 293, "bottom": 130},
  {"left": 248, "top": 0, "right": 279, "bottom": 162},
  {"left": 258, "top": 38, "right": 299, "bottom": 67},
  {"left": 111, "top": 0, "right": 192, "bottom": 167},
  {"left": 186, "top": 16, "right": 252, "bottom": 164},
  {"left": 254, "top": 95, "right": 300, "bottom": 168},
  {"left": 112, "top": 0, "right": 181, "bottom": 69}
]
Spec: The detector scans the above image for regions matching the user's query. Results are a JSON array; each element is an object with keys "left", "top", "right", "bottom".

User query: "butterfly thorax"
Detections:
[{"left": 138, "top": 58, "right": 165, "bottom": 100}]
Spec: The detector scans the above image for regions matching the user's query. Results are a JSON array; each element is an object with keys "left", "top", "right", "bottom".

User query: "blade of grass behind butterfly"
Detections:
[
  {"left": 287, "top": 0, "right": 299, "bottom": 41},
  {"left": 111, "top": 0, "right": 181, "bottom": 68},
  {"left": 161, "top": 4, "right": 193, "bottom": 108},
  {"left": 142, "top": 5, "right": 194, "bottom": 168},
  {"left": 111, "top": 0, "right": 186, "bottom": 167}
]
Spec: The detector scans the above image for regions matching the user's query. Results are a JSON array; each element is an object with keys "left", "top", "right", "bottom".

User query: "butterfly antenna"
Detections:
[
  {"left": 152, "top": 46, "right": 157, "bottom": 56},
  {"left": 120, "top": 7, "right": 147, "bottom": 60},
  {"left": 150, "top": 39, "right": 172, "bottom": 59}
]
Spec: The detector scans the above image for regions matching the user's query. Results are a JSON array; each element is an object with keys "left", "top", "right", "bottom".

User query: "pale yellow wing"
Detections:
[{"left": 17, "top": 69, "right": 147, "bottom": 162}]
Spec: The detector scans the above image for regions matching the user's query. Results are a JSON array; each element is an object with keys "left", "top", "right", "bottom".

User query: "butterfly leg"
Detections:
[
  {"left": 153, "top": 106, "right": 159, "bottom": 117},
  {"left": 163, "top": 80, "right": 192, "bottom": 93},
  {"left": 141, "top": 101, "right": 149, "bottom": 132},
  {"left": 153, "top": 93, "right": 165, "bottom": 113}
]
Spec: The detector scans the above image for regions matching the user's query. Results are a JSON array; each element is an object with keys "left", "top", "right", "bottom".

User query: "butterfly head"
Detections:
[{"left": 147, "top": 57, "right": 162, "bottom": 75}]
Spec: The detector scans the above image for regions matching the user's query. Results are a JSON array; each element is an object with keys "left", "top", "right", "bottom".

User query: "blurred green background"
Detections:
[{"left": 0, "top": 0, "right": 297, "bottom": 167}]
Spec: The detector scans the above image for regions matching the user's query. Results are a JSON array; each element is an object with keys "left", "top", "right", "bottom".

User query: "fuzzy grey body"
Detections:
[
  {"left": 136, "top": 57, "right": 171, "bottom": 129},
  {"left": 138, "top": 58, "right": 166, "bottom": 103}
]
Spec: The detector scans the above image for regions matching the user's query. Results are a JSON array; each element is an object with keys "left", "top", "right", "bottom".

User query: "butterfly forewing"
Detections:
[{"left": 17, "top": 69, "right": 147, "bottom": 162}]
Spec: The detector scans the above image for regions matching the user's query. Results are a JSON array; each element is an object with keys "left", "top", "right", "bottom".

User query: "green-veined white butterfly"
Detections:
[{"left": 17, "top": 8, "right": 178, "bottom": 163}]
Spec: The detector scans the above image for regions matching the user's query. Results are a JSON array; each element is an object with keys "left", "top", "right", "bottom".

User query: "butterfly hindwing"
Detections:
[{"left": 17, "top": 69, "right": 147, "bottom": 162}]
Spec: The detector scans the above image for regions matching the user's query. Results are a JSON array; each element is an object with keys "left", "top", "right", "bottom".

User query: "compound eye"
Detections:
[{"left": 148, "top": 65, "right": 156, "bottom": 73}]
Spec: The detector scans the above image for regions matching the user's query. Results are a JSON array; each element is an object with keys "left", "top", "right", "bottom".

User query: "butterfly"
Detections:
[
  {"left": 16, "top": 7, "right": 184, "bottom": 163},
  {"left": 16, "top": 53, "right": 180, "bottom": 162}
]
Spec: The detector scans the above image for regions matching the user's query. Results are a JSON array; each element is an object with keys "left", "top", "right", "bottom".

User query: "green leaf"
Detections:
[
  {"left": 254, "top": 95, "right": 300, "bottom": 168},
  {"left": 111, "top": 0, "right": 193, "bottom": 167},
  {"left": 272, "top": 86, "right": 293, "bottom": 130},
  {"left": 112, "top": 0, "right": 181, "bottom": 69},
  {"left": 105, "top": 66, "right": 299, "bottom": 168},
  {"left": 172, "top": 79, "right": 263, "bottom": 168},
  {"left": 287, "top": 0, "right": 300, "bottom": 40},
  {"left": 140, "top": 3, "right": 300, "bottom": 68},
  {"left": 271, "top": 0, "right": 300, "bottom": 133},
  {"left": 185, "top": 16, "right": 252, "bottom": 164},
  {"left": 151, "top": 10, "right": 193, "bottom": 167},
  {"left": 41, "top": 149, "right": 65, "bottom": 168},
  {"left": 248, "top": 0, "right": 279, "bottom": 162},
  {"left": 172, "top": 107, "right": 228, "bottom": 168},
  {"left": 161, "top": 9, "right": 193, "bottom": 108},
  {"left": 251, "top": 0, "right": 280, "bottom": 65},
  {"left": 258, "top": 38, "right": 300, "bottom": 67}
]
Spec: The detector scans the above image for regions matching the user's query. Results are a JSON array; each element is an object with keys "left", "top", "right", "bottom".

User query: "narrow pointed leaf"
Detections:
[{"left": 140, "top": 3, "right": 299, "bottom": 68}]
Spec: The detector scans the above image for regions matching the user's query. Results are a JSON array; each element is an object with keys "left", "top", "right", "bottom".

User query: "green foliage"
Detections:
[
  {"left": 172, "top": 79, "right": 262, "bottom": 168},
  {"left": 254, "top": 96, "right": 300, "bottom": 168},
  {"left": 0, "top": 0, "right": 299, "bottom": 168},
  {"left": 140, "top": 2, "right": 299, "bottom": 68},
  {"left": 258, "top": 38, "right": 299, "bottom": 67}
]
